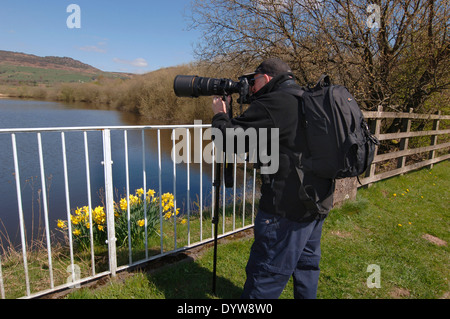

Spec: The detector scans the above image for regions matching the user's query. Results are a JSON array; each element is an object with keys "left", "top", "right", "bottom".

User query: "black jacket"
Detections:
[{"left": 212, "top": 73, "right": 334, "bottom": 222}]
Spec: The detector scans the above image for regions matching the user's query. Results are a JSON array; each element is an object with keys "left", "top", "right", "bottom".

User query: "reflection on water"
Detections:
[{"left": 0, "top": 99, "right": 246, "bottom": 246}]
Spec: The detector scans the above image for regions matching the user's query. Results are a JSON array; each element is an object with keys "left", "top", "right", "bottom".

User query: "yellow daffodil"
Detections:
[
  {"left": 161, "top": 192, "right": 174, "bottom": 203},
  {"left": 58, "top": 190, "right": 182, "bottom": 248},
  {"left": 93, "top": 206, "right": 106, "bottom": 225},
  {"left": 70, "top": 214, "right": 81, "bottom": 225},
  {"left": 57, "top": 219, "right": 67, "bottom": 229},
  {"left": 120, "top": 198, "right": 127, "bottom": 211},
  {"left": 147, "top": 189, "right": 155, "bottom": 198},
  {"left": 164, "top": 212, "right": 172, "bottom": 219},
  {"left": 129, "top": 194, "right": 140, "bottom": 206}
]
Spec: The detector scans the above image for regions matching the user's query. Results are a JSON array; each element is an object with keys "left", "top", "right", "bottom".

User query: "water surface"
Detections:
[{"left": 0, "top": 99, "right": 216, "bottom": 246}]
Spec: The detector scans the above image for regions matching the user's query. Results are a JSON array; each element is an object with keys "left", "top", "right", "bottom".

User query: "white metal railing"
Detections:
[{"left": 0, "top": 124, "right": 257, "bottom": 299}]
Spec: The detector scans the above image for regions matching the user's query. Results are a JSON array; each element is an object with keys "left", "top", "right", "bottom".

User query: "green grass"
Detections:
[
  {"left": 66, "top": 161, "right": 449, "bottom": 299},
  {"left": 0, "top": 65, "right": 96, "bottom": 85}
]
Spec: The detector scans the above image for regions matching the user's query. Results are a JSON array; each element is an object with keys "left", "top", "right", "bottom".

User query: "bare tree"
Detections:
[{"left": 189, "top": 0, "right": 449, "bottom": 113}]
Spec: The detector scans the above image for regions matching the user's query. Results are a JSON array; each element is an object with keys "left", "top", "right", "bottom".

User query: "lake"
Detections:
[{"left": 0, "top": 98, "right": 220, "bottom": 246}]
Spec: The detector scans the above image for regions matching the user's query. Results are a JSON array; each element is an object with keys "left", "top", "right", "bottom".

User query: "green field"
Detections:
[
  {"left": 65, "top": 161, "right": 449, "bottom": 299},
  {"left": 0, "top": 64, "right": 98, "bottom": 85}
]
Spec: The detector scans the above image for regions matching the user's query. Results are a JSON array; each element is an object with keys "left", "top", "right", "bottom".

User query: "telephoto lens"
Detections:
[
  {"left": 173, "top": 75, "right": 199, "bottom": 97},
  {"left": 173, "top": 75, "right": 240, "bottom": 98}
]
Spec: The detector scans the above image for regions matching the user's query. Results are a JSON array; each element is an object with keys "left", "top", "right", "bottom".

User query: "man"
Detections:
[{"left": 211, "top": 58, "right": 334, "bottom": 299}]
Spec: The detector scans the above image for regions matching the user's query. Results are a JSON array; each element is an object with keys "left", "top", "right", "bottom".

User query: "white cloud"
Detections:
[
  {"left": 79, "top": 41, "right": 107, "bottom": 53},
  {"left": 79, "top": 45, "right": 106, "bottom": 53},
  {"left": 113, "top": 57, "right": 148, "bottom": 67}
]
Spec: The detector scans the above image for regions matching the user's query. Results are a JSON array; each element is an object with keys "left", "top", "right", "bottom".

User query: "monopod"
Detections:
[
  {"left": 211, "top": 159, "right": 221, "bottom": 295},
  {"left": 211, "top": 95, "right": 236, "bottom": 296}
]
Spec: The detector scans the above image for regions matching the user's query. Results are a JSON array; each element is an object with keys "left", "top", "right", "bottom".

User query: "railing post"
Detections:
[
  {"left": 428, "top": 111, "right": 441, "bottom": 169},
  {"left": 0, "top": 253, "right": 4, "bottom": 299},
  {"left": 102, "top": 129, "right": 117, "bottom": 277},
  {"left": 11, "top": 133, "right": 31, "bottom": 296}
]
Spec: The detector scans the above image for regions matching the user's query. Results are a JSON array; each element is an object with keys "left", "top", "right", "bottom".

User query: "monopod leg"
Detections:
[{"left": 212, "top": 161, "right": 221, "bottom": 295}]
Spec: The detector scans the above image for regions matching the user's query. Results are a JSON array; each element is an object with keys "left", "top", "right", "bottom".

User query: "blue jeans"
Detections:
[{"left": 242, "top": 210, "right": 325, "bottom": 299}]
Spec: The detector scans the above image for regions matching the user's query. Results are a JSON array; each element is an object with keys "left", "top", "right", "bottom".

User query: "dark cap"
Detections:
[{"left": 244, "top": 58, "right": 292, "bottom": 78}]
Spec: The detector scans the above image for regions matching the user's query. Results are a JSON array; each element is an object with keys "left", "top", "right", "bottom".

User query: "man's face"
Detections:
[{"left": 250, "top": 74, "right": 271, "bottom": 94}]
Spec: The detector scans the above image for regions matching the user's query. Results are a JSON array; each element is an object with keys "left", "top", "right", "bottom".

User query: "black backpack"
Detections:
[{"left": 280, "top": 75, "right": 379, "bottom": 212}]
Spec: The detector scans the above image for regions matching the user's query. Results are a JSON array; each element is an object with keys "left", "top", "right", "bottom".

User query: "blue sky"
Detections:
[{"left": 0, "top": 0, "right": 202, "bottom": 73}]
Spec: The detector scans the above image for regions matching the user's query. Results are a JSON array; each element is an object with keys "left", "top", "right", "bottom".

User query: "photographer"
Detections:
[{"left": 211, "top": 58, "right": 334, "bottom": 299}]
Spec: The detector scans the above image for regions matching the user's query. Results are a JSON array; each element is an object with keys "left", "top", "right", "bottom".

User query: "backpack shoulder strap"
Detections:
[
  {"left": 312, "top": 74, "right": 332, "bottom": 90},
  {"left": 279, "top": 144, "right": 321, "bottom": 214},
  {"left": 278, "top": 86, "right": 307, "bottom": 119},
  {"left": 279, "top": 86, "right": 305, "bottom": 98}
]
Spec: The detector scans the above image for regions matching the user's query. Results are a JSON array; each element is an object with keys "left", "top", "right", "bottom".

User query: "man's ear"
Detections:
[{"left": 264, "top": 74, "right": 273, "bottom": 83}]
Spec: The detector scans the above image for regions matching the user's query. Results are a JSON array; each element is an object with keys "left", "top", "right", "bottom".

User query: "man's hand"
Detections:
[{"left": 212, "top": 96, "right": 230, "bottom": 115}]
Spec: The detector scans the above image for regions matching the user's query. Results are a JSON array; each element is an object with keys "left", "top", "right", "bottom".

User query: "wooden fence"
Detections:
[{"left": 359, "top": 107, "right": 450, "bottom": 187}]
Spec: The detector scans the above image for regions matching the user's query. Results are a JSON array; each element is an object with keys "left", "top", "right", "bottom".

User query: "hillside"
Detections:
[
  {"left": 0, "top": 50, "right": 101, "bottom": 73},
  {"left": 0, "top": 50, "right": 132, "bottom": 85}
]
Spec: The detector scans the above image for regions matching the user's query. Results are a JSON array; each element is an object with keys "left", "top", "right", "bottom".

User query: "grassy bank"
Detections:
[
  {"left": 66, "top": 161, "right": 449, "bottom": 299},
  {"left": 0, "top": 194, "right": 254, "bottom": 299}
]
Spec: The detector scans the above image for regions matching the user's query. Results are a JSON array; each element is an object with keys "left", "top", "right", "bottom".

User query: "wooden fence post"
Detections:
[
  {"left": 397, "top": 108, "right": 413, "bottom": 174},
  {"left": 428, "top": 110, "right": 441, "bottom": 169},
  {"left": 365, "top": 105, "right": 383, "bottom": 187}
]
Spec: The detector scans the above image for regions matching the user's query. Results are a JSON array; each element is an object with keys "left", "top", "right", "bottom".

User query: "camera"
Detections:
[
  {"left": 173, "top": 75, "right": 251, "bottom": 104},
  {"left": 174, "top": 75, "right": 250, "bottom": 188}
]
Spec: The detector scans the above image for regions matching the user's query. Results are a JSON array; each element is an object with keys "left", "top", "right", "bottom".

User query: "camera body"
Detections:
[{"left": 173, "top": 75, "right": 251, "bottom": 104}]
